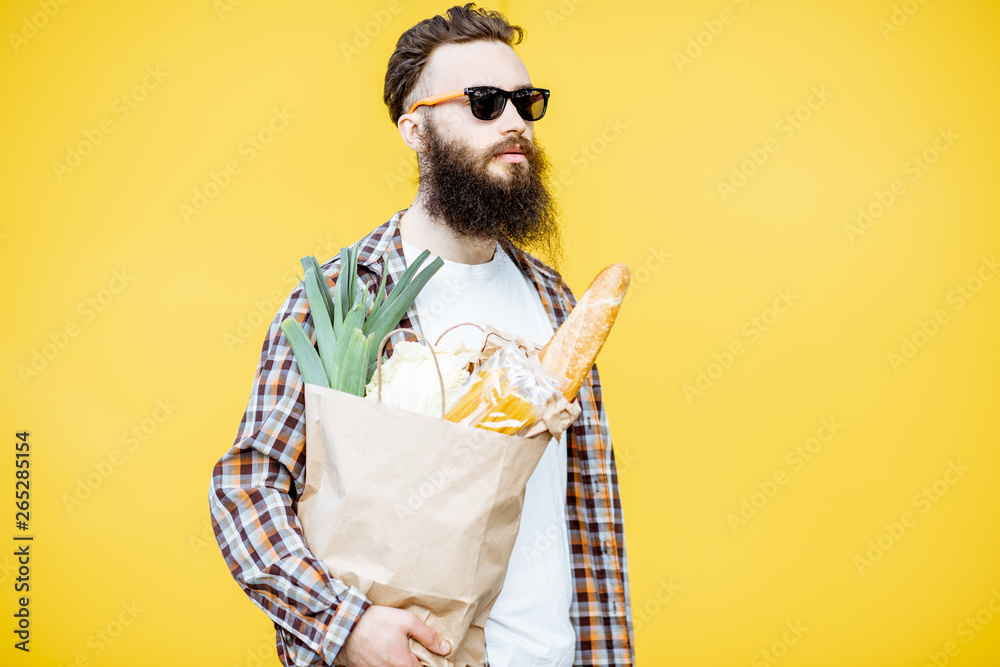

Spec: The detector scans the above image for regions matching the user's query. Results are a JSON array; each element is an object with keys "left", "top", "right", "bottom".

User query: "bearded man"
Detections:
[{"left": 209, "top": 5, "right": 633, "bottom": 667}]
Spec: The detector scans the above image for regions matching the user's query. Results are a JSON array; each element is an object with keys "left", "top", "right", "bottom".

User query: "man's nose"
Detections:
[{"left": 495, "top": 97, "right": 527, "bottom": 136}]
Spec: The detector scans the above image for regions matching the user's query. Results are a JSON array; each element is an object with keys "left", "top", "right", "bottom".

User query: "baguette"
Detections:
[{"left": 539, "top": 264, "right": 630, "bottom": 400}]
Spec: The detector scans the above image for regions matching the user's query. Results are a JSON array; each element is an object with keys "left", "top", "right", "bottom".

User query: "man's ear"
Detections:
[{"left": 397, "top": 112, "right": 425, "bottom": 153}]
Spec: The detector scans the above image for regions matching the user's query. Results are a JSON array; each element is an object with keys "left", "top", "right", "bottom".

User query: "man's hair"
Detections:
[{"left": 383, "top": 3, "right": 524, "bottom": 126}]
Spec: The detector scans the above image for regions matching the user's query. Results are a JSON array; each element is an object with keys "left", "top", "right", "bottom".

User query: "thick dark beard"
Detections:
[{"left": 416, "top": 117, "right": 564, "bottom": 271}]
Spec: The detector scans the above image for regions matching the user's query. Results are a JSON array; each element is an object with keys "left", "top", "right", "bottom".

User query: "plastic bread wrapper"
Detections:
[{"left": 468, "top": 325, "right": 582, "bottom": 439}]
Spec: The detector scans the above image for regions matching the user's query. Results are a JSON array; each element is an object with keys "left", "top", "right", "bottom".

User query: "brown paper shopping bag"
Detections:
[{"left": 296, "top": 327, "right": 580, "bottom": 667}]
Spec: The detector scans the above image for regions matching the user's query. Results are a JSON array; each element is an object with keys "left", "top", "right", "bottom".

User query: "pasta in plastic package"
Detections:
[{"left": 444, "top": 329, "right": 578, "bottom": 438}]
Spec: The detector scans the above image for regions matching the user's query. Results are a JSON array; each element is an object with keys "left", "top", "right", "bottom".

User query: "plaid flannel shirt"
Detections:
[{"left": 209, "top": 209, "right": 634, "bottom": 666}]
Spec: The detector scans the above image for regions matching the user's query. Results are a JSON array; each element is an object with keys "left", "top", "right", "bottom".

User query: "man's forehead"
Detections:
[{"left": 424, "top": 41, "right": 532, "bottom": 91}]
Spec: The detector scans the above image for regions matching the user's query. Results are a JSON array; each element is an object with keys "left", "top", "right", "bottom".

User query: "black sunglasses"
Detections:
[
  {"left": 466, "top": 86, "right": 550, "bottom": 121},
  {"left": 409, "top": 86, "right": 551, "bottom": 122}
]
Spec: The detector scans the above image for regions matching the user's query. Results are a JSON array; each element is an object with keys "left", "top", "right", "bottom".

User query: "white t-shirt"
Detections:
[{"left": 400, "top": 235, "right": 576, "bottom": 667}]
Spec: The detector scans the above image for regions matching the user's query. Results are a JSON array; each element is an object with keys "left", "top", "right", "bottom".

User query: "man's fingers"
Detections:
[{"left": 407, "top": 616, "right": 451, "bottom": 656}]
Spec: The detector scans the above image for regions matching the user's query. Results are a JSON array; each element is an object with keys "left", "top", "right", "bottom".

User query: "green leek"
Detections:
[{"left": 279, "top": 241, "right": 443, "bottom": 396}]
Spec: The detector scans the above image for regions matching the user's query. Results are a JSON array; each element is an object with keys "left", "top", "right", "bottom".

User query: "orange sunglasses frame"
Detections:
[{"left": 408, "top": 89, "right": 467, "bottom": 115}]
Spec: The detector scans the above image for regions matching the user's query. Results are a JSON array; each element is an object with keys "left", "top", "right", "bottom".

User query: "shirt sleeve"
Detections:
[{"left": 208, "top": 285, "right": 371, "bottom": 667}]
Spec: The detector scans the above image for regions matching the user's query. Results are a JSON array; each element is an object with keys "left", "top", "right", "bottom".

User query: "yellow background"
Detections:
[{"left": 1, "top": 0, "right": 998, "bottom": 665}]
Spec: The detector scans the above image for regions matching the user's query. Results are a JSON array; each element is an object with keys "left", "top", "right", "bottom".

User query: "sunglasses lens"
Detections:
[
  {"left": 513, "top": 89, "right": 547, "bottom": 121},
  {"left": 469, "top": 88, "right": 505, "bottom": 120}
]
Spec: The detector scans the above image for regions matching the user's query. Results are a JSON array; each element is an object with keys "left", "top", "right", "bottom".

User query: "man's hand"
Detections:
[{"left": 338, "top": 605, "right": 452, "bottom": 667}]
